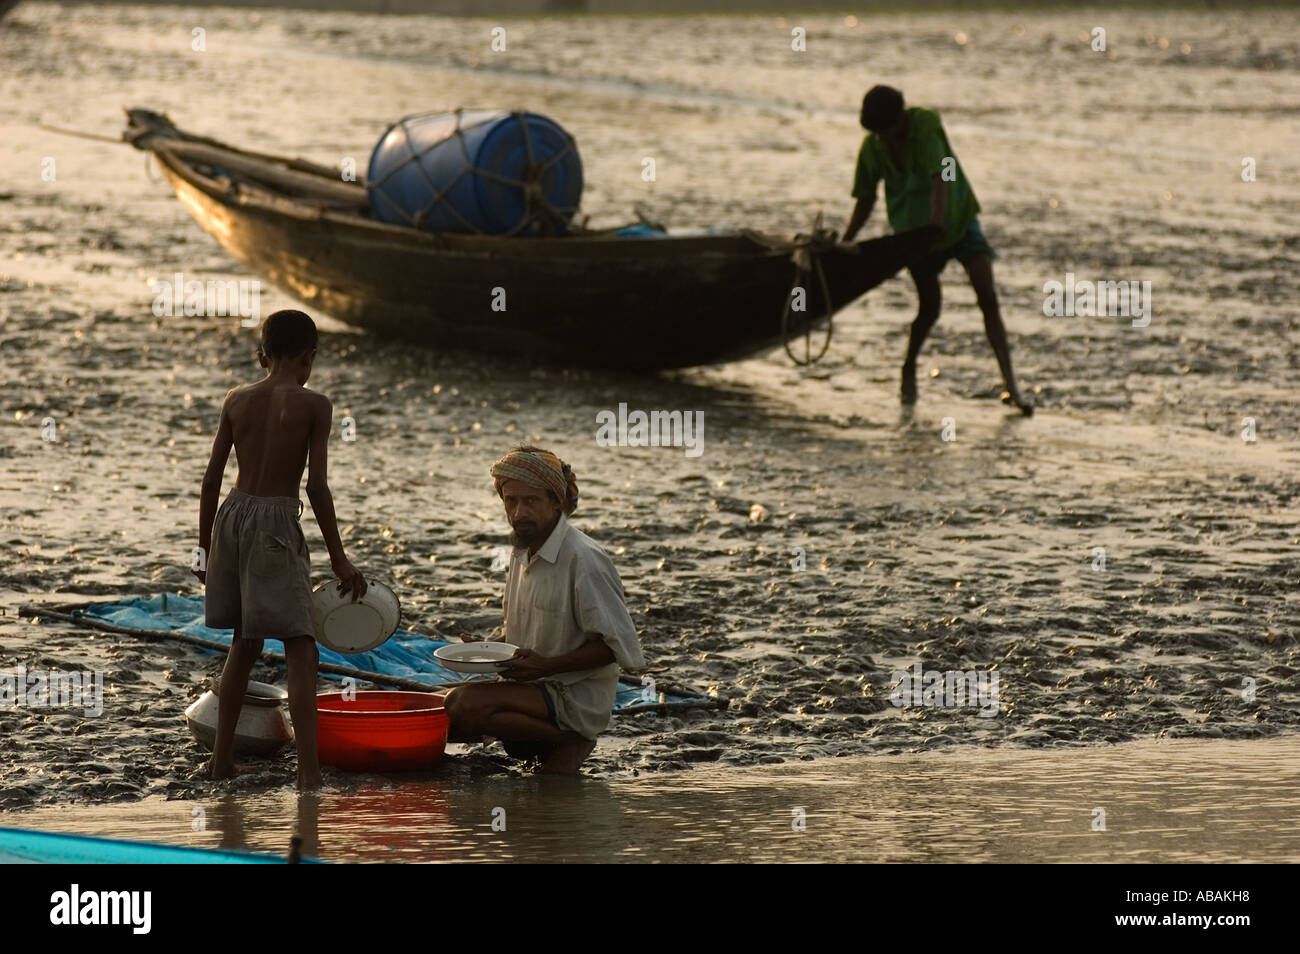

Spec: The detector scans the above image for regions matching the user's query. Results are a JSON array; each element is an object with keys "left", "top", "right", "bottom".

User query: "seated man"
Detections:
[{"left": 444, "top": 446, "right": 646, "bottom": 774}]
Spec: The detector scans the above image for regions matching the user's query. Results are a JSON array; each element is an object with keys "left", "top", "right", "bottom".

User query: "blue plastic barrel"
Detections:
[{"left": 366, "top": 109, "right": 583, "bottom": 237}]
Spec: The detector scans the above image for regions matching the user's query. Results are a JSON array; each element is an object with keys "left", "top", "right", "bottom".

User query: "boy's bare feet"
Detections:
[
  {"left": 900, "top": 363, "right": 918, "bottom": 404},
  {"left": 205, "top": 758, "right": 262, "bottom": 780},
  {"left": 1001, "top": 389, "right": 1034, "bottom": 417},
  {"left": 206, "top": 757, "right": 236, "bottom": 781}
]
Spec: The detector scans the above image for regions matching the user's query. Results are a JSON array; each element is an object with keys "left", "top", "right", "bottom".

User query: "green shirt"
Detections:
[{"left": 851, "top": 107, "right": 980, "bottom": 248}]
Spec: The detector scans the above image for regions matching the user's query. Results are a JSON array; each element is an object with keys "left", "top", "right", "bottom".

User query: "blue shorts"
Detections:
[
  {"left": 538, "top": 683, "right": 558, "bottom": 724},
  {"left": 907, "top": 218, "right": 995, "bottom": 282}
]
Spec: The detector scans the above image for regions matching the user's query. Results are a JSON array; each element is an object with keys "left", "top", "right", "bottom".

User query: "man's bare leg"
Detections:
[
  {"left": 208, "top": 631, "right": 262, "bottom": 780},
  {"left": 445, "top": 684, "right": 596, "bottom": 774},
  {"left": 446, "top": 683, "right": 568, "bottom": 742},
  {"left": 902, "top": 272, "right": 942, "bottom": 403},
  {"left": 961, "top": 253, "right": 1032, "bottom": 415},
  {"left": 283, "top": 636, "right": 322, "bottom": 791}
]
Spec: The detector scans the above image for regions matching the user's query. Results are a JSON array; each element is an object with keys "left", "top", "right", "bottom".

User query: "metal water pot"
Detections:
[{"left": 184, "top": 679, "right": 294, "bottom": 757}]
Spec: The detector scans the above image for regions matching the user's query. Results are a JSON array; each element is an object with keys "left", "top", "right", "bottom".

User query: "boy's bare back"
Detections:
[
  {"left": 196, "top": 309, "right": 363, "bottom": 600},
  {"left": 223, "top": 379, "right": 329, "bottom": 499}
]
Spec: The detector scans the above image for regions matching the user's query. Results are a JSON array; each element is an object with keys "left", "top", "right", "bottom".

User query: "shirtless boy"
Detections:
[{"left": 192, "top": 309, "right": 366, "bottom": 790}]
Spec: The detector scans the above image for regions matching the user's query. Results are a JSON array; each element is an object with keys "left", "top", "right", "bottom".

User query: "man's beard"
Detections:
[{"left": 510, "top": 513, "right": 559, "bottom": 549}]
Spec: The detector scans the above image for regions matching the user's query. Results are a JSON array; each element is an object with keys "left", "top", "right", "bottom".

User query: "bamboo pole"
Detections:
[
  {"left": 17, "top": 604, "right": 725, "bottom": 713},
  {"left": 617, "top": 699, "right": 729, "bottom": 715},
  {"left": 44, "top": 120, "right": 369, "bottom": 208},
  {"left": 154, "top": 138, "right": 369, "bottom": 210},
  {"left": 19, "top": 605, "right": 456, "bottom": 693}
]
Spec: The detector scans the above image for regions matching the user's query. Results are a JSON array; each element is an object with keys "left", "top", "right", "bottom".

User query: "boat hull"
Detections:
[{"left": 145, "top": 122, "right": 939, "bottom": 371}]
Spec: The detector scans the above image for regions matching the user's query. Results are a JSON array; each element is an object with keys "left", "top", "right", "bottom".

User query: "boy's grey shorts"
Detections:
[{"left": 205, "top": 489, "right": 315, "bottom": 641}]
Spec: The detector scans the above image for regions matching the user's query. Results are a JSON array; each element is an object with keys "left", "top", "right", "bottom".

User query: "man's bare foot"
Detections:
[
  {"left": 900, "top": 364, "right": 918, "bottom": 404},
  {"left": 502, "top": 739, "right": 546, "bottom": 764},
  {"left": 1001, "top": 390, "right": 1034, "bottom": 417},
  {"left": 538, "top": 738, "right": 597, "bottom": 775}
]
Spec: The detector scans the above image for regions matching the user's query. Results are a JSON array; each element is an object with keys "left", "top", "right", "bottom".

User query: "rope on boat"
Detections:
[{"left": 748, "top": 213, "right": 841, "bottom": 366}]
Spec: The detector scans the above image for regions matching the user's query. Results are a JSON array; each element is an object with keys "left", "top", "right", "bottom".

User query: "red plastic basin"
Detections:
[{"left": 316, "top": 691, "right": 449, "bottom": 772}]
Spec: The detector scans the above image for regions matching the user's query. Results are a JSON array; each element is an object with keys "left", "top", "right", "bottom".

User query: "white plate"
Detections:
[
  {"left": 433, "top": 641, "right": 520, "bottom": 674},
  {"left": 311, "top": 579, "right": 400, "bottom": 654}
]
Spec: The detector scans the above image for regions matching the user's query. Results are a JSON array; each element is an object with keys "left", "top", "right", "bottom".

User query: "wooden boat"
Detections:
[{"left": 124, "top": 108, "right": 942, "bottom": 371}]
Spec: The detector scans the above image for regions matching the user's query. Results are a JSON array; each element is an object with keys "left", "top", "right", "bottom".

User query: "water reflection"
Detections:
[{"left": 3, "top": 737, "right": 1297, "bottom": 863}]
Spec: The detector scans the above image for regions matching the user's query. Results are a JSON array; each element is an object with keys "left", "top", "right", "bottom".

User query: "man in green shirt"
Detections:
[{"left": 843, "top": 85, "right": 1031, "bottom": 414}]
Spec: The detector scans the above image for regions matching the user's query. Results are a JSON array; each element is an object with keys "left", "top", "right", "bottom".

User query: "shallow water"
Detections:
[
  {"left": 2, "top": 736, "right": 1297, "bottom": 863},
  {"left": 0, "top": 3, "right": 1299, "bottom": 817}
]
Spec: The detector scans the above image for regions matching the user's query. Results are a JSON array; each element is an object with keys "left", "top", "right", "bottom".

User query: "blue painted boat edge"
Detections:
[{"left": 0, "top": 826, "right": 327, "bottom": 864}]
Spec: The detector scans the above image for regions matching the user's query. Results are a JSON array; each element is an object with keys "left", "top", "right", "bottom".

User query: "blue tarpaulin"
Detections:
[{"left": 76, "top": 594, "right": 701, "bottom": 710}]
